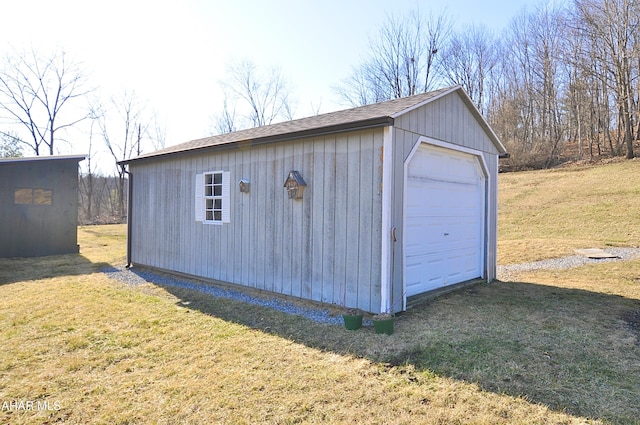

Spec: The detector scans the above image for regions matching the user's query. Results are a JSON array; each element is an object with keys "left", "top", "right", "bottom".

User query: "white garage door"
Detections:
[{"left": 405, "top": 144, "right": 486, "bottom": 296}]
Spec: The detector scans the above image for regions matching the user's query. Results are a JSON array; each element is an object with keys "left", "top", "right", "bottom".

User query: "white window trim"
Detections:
[{"left": 195, "top": 171, "right": 230, "bottom": 224}]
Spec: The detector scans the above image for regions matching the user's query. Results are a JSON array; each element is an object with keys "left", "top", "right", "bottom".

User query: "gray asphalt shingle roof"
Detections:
[{"left": 123, "top": 85, "right": 503, "bottom": 164}]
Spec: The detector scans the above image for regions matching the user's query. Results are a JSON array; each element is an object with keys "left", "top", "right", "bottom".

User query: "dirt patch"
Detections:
[{"left": 621, "top": 310, "right": 640, "bottom": 344}]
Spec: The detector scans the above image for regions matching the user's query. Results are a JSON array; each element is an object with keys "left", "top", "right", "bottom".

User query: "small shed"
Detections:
[
  {"left": 0, "top": 154, "right": 85, "bottom": 258},
  {"left": 121, "top": 86, "right": 506, "bottom": 314}
]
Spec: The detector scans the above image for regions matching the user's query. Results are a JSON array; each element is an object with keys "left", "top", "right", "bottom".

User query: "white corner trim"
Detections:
[
  {"left": 486, "top": 158, "right": 499, "bottom": 282},
  {"left": 380, "top": 125, "right": 394, "bottom": 314}
]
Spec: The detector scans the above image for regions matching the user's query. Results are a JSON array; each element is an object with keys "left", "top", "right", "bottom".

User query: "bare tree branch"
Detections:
[
  {"left": 334, "top": 9, "right": 451, "bottom": 106},
  {"left": 439, "top": 24, "right": 499, "bottom": 114},
  {"left": 0, "top": 47, "right": 91, "bottom": 155},
  {"left": 95, "top": 91, "right": 161, "bottom": 217},
  {"left": 211, "top": 60, "right": 294, "bottom": 133}
]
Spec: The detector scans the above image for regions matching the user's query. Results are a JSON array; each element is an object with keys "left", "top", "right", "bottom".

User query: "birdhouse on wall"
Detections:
[
  {"left": 238, "top": 178, "right": 250, "bottom": 193},
  {"left": 284, "top": 170, "right": 306, "bottom": 199}
]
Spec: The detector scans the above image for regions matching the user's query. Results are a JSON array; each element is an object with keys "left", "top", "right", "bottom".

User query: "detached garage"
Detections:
[{"left": 121, "top": 85, "right": 506, "bottom": 314}]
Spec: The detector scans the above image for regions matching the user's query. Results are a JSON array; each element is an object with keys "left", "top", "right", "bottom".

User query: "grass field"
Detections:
[
  {"left": 498, "top": 160, "right": 640, "bottom": 264},
  {"left": 2, "top": 161, "right": 640, "bottom": 424}
]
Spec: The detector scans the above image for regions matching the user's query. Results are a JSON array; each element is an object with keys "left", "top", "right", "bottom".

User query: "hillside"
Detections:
[{"left": 498, "top": 159, "right": 640, "bottom": 265}]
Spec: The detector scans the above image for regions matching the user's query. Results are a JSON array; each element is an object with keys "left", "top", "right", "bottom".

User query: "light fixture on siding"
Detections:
[
  {"left": 284, "top": 170, "right": 306, "bottom": 199},
  {"left": 238, "top": 178, "right": 250, "bottom": 193}
]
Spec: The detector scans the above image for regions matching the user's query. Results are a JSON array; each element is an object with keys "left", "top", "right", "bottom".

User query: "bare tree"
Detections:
[
  {"left": 335, "top": 9, "right": 451, "bottom": 106},
  {"left": 573, "top": 0, "right": 639, "bottom": 159},
  {"left": 78, "top": 173, "right": 112, "bottom": 224},
  {"left": 439, "top": 24, "right": 499, "bottom": 114},
  {"left": 211, "top": 60, "right": 293, "bottom": 133},
  {"left": 211, "top": 90, "right": 238, "bottom": 134},
  {"left": 488, "top": 4, "right": 568, "bottom": 168},
  {"left": 334, "top": 65, "right": 389, "bottom": 107},
  {"left": 79, "top": 111, "right": 99, "bottom": 223},
  {"left": 95, "top": 91, "right": 151, "bottom": 219},
  {"left": 562, "top": 15, "right": 612, "bottom": 160},
  {"left": 150, "top": 112, "right": 166, "bottom": 151},
  {"left": 0, "top": 47, "right": 90, "bottom": 155}
]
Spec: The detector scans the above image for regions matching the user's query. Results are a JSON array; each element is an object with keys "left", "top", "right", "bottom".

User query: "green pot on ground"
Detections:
[
  {"left": 373, "top": 315, "right": 395, "bottom": 335},
  {"left": 342, "top": 313, "right": 364, "bottom": 330}
]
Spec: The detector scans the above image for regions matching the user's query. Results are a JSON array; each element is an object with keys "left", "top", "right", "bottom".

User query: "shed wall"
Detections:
[
  {"left": 0, "top": 159, "right": 81, "bottom": 257},
  {"left": 130, "top": 129, "right": 384, "bottom": 312},
  {"left": 389, "top": 91, "right": 500, "bottom": 309}
]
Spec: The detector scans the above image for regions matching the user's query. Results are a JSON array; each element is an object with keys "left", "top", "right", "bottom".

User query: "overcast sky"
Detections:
[{"left": 0, "top": 0, "right": 536, "bottom": 172}]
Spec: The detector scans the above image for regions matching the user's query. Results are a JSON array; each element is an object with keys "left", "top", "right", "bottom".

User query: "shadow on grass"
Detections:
[
  {"left": 149, "top": 273, "right": 640, "bottom": 425},
  {"left": 0, "top": 253, "right": 115, "bottom": 285}
]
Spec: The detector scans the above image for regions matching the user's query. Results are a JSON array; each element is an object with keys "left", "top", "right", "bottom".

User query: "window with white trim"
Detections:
[{"left": 195, "top": 171, "right": 230, "bottom": 224}]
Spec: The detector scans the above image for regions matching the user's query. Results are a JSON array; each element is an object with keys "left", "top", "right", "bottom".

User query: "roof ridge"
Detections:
[{"left": 124, "top": 86, "right": 461, "bottom": 163}]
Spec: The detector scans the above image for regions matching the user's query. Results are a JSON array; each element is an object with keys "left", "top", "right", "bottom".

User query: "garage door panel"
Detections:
[
  {"left": 406, "top": 217, "right": 480, "bottom": 252},
  {"left": 405, "top": 254, "right": 446, "bottom": 293},
  {"left": 406, "top": 248, "right": 480, "bottom": 293},
  {"left": 405, "top": 144, "right": 485, "bottom": 297},
  {"left": 446, "top": 248, "right": 482, "bottom": 274},
  {"left": 405, "top": 252, "right": 481, "bottom": 294},
  {"left": 409, "top": 149, "right": 483, "bottom": 185},
  {"left": 408, "top": 181, "right": 479, "bottom": 213}
]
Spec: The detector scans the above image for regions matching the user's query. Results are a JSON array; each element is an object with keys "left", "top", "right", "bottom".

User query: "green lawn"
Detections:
[{"left": 2, "top": 161, "right": 640, "bottom": 424}]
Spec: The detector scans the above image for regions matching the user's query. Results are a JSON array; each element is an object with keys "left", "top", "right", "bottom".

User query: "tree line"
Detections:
[
  {"left": 211, "top": 0, "right": 640, "bottom": 170},
  {"left": 2, "top": 0, "right": 638, "bottom": 223},
  {"left": 334, "top": 0, "right": 640, "bottom": 169}
]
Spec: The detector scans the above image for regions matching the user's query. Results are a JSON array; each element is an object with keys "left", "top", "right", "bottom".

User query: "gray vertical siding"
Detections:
[{"left": 130, "top": 129, "right": 384, "bottom": 312}]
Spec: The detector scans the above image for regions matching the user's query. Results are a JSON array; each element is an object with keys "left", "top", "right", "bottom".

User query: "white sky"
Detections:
[{"left": 0, "top": 0, "right": 536, "bottom": 172}]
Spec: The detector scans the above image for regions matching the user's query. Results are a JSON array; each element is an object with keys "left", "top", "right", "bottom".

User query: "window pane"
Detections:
[
  {"left": 214, "top": 211, "right": 222, "bottom": 221},
  {"left": 14, "top": 189, "right": 32, "bottom": 204},
  {"left": 213, "top": 173, "right": 222, "bottom": 184},
  {"left": 213, "top": 185, "right": 222, "bottom": 196},
  {"left": 205, "top": 174, "right": 213, "bottom": 185},
  {"left": 33, "top": 189, "right": 52, "bottom": 205},
  {"left": 205, "top": 186, "right": 213, "bottom": 196},
  {"left": 206, "top": 199, "right": 214, "bottom": 209},
  {"left": 214, "top": 199, "right": 222, "bottom": 209},
  {"left": 206, "top": 211, "right": 213, "bottom": 220}
]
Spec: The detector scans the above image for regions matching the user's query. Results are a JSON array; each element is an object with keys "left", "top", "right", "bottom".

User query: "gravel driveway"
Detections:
[{"left": 497, "top": 247, "right": 640, "bottom": 281}]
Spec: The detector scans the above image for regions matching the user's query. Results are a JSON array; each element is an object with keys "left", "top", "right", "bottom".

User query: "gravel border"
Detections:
[
  {"left": 102, "top": 266, "right": 345, "bottom": 325},
  {"left": 103, "top": 248, "right": 640, "bottom": 324},
  {"left": 498, "top": 247, "right": 640, "bottom": 280}
]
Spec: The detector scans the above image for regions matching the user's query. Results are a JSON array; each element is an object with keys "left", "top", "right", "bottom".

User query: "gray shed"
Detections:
[
  {"left": 121, "top": 86, "right": 506, "bottom": 314},
  {"left": 0, "top": 154, "right": 85, "bottom": 257}
]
